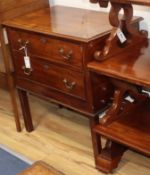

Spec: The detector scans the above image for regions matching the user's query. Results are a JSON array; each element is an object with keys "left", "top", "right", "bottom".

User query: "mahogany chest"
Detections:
[{"left": 3, "top": 6, "right": 140, "bottom": 131}]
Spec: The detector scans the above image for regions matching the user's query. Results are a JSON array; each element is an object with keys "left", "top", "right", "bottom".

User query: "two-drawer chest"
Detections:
[{"left": 3, "top": 6, "right": 140, "bottom": 132}]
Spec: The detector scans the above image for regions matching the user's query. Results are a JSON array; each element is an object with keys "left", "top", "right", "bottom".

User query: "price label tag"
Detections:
[
  {"left": 116, "top": 28, "right": 127, "bottom": 43},
  {"left": 125, "top": 95, "right": 135, "bottom": 103},
  {"left": 24, "top": 56, "right": 31, "bottom": 68}
]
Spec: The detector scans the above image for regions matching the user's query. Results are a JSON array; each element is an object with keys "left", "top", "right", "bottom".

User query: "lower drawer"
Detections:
[
  {"left": 16, "top": 78, "right": 91, "bottom": 114},
  {"left": 13, "top": 51, "right": 86, "bottom": 100}
]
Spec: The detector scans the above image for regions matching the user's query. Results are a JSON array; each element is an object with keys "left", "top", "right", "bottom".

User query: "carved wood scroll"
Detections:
[
  {"left": 90, "top": 0, "right": 148, "bottom": 61},
  {"left": 100, "top": 79, "right": 148, "bottom": 126}
]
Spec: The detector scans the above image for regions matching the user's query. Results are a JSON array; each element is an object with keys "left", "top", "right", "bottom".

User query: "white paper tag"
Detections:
[
  {"left": 116, "top": 28, "right": 127, "bottom": 43},
  {"left": 99, "top": 110, "right": 107, "bottom": 119},
  {"left": 142, "top": 89, "right": 150, "bottom": 96},
  {"left": 125, "top": 95, "right": 135, "bottom": 103},
  {"left": 3, "top": 28, "right": 9, "bottom": 44},
  {"left": 24, "top": 56, "right": 31, "bottom": 68}
]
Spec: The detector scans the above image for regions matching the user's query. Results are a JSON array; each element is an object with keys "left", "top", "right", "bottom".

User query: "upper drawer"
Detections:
[
  {"left": 13, "top": 51, "right": 86, "bottom": 100},
  {"left": 7, "top": 28, "right": 83, "bottom": 68}
]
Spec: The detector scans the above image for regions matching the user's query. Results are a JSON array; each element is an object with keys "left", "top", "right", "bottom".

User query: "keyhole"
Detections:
[{"left": 43, "top": 64, "right": 49, "bottom": 70}]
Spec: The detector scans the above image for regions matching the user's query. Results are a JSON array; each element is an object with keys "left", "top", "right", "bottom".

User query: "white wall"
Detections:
[{"left": 49, "top": 0, "right": 150, "bottom": 38}]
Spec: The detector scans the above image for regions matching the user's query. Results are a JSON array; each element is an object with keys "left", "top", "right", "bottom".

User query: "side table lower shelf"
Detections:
[
  {"left": 94, "top": 98, "right": 150, "bottom": 156},
  {"left": 90, "top": 98, "right": 150, "bottom": 173}
]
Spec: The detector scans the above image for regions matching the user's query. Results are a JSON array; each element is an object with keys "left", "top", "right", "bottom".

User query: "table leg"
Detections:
[
  {"left": 90, "top": 116, "right": 126, "bottom": 173},
  {"left": 0, "top": 25, "right": 21, "bottom": 132},
  {"left": 90, "top": 116, "right": 102, "bottom": 164},
  {"left": 18, "top": 89, "right": 34, "bottom": 132},
  {"left": 96, "top": 139, "right": 126, "bottom": 173},
  {"left": 7, "top": 75, "right": 22, "bottom": 132}
]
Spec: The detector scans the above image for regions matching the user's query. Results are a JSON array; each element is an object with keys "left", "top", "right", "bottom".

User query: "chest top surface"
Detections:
[{"left": 3, "top": 5, "right": 140, "bottom": 42}]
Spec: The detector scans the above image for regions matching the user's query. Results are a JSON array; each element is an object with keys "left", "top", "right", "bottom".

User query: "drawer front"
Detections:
[
  {"left": 7, "top": 28, "right": 83, "bottom": 68},
  {"left": 13, "top": 52, "right": 85, "bottom": 100},
  {"left": 16, "top": 79, "right": 89, "bottom": 113}
]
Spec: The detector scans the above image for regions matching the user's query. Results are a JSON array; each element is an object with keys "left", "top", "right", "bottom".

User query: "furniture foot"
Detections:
[
  {"left": 90, "top": 117, "right": 126, "bottom": 173},
  {"left": 18, "top": 89, "right": 34, "bottom": 132},
  {"left": 96, "top": 139, "right": 126, "bottom": 173}
]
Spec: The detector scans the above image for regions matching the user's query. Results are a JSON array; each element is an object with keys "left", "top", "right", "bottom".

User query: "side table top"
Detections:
[{"left": 88, "top": 40, "right": 150, "bottom": 88}]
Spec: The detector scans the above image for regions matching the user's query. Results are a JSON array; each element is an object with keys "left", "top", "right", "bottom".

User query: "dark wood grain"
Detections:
[
  {"left": 0, "top": 72, "right": 7, "bottom": 89},
  {"left": 88, "top": 1, "right": 150, "bottom": 173},
  {"left": 5, "top": 6, "right": 130, "bottom": 122},
  {"left": 107, "top": 0, "right": 150, "bottom": 6},
  {"left": 0, "top": 25, "right": 21, "bottom": 132},
  {"left": 88, "top": 40, "right": 150, "bottom": 88},
  {"left": 88, "top": 39, "right": 150, "bottom": 172},
  {"left": 0, "top": 0, "right": 49, "bottom": 22},
  {"left": 4, "top": 4, "right": 145, "bottom": 174},
  {"left": 90, "top": 0, "right": 150, "bottom": 6},
  {"left": 7, "top": 28, "right": 83, "bottom": 69},
  {"left": 94, "top": 98, "right": 150, "bottom": 155},
  {"left": 3, "top": 6, "right": 141, "bottom": 42},
  {"left": 0, "top": 47, "right": 7, "bottom": 88},
  {"left": 90, "top": 0, "right": 147, "bottom": 61},
  {"left": 0, "top": 0, "right": 49, "bottom": 132},
  {"left": 12, "top": 51, "right": 86, "bottom": 100}
]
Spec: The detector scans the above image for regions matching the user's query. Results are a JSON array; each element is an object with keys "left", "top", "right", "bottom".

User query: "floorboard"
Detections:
[{"left": 0, "top": 89, "right": 149, "bottom": 175}]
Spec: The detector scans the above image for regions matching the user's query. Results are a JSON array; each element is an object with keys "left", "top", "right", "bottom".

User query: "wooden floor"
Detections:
[{"left": 0, "top": 89, "right": 150, "bottom": 175}]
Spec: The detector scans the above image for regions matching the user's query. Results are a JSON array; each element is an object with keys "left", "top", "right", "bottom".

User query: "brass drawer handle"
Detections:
[
  {"left": 59, "top": 48, "right": 73, "bottom": 60},
  {"left": 18, "top": 39, "right": 30, "bottom": 50},
  {"left": 22, "top": 66, "right": 33, "bottom": 76},
  {"left": 63, "top": 79, "right": 76, "bottom": 90}
]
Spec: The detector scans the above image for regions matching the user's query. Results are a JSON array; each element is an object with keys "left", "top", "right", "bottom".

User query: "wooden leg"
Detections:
[
  {"left": 58, "top": 104, "right": 63, "bottom": 108},
  {"left": 18, "top": 89, "right": 34, "bottom": 132},
  {"left": 96, "top": 139, "right": 126, "bottom": 173},
  {"left": 0, "top": 25, "right": 21, "bottom": 132},
  {"left": 7, "top": 75, "right": 22, "bottom": 132},
  {"left": 90, "top": 116, "right": 126, "bottom": 173},
  {"left": 90, "top": 116, "right": 102, "bottom": 165}
]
